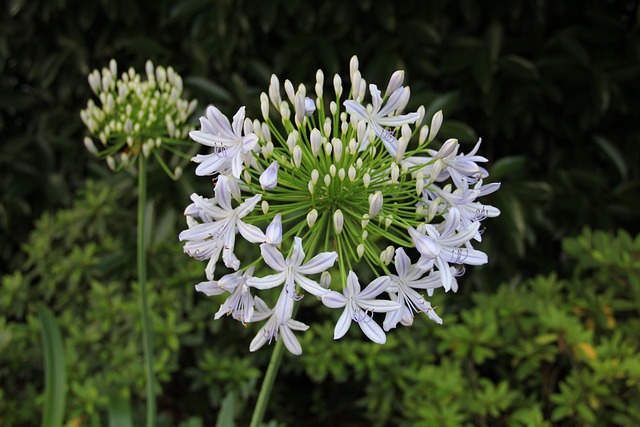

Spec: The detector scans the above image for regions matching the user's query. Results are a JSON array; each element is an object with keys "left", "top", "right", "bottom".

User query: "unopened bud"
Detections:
[
  {"left": 385, "top": 69, "right": 404, "bottom": 96},
  {"left": 368, "top": 191, "right": 383, "bottom": 218},
  {"left": 307, "top": 209, "right": 318, "bottom": 228},
  {"left": 320, "top": 271, "right": 332, "bottom": 289},
  {"left": 262, "top": 201, "right": 269, "bottom": 215},
  {"left": 428, "top": 110, "right": 443, "bottom": 142},
  {"left": 363, "top": 173, "right": 371, "bottom": 188},
  {"left": 310, "top": 128, "right": 322, "bottom": 156},
  {"left": 333, "top": 209, "right": 344, "bottom": 234},
  {"left": 293, "top": 146, "right": 302, "bottom": 168}
]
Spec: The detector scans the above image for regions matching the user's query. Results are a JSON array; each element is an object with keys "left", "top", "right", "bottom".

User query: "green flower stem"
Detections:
[
  {"left": 249, "top": 333, "right": 285, "bottom": 427},
  {"left": 137, "top": 154, "right": 156, "bottom": 427}
]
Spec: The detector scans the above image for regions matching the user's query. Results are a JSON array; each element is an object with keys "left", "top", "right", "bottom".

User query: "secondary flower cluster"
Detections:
[
  {"left": 180, "top": 56, "right": 500, "bottom": 355},
  {"left": 80, "top": 59, "right": 197, "bottom": 176}
]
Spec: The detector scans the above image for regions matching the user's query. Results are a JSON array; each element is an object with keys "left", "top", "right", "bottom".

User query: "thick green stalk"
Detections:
[
  {"left": 138, "top": 155, "right": 156, "bottom": 426},
  {"left": 249, "top": 337, "right": 285, "bottom": 427}
]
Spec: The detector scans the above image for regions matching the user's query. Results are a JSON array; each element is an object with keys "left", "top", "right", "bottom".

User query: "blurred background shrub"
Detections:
[{"left": 1, "top": 0, "right": 639, "bottom": 425}]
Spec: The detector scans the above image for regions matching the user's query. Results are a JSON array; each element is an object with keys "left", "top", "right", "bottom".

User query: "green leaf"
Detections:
[
  {"left": 185, "top": 76, "right": 234, "bottom": 104},
  {"left": 38, "top": 303, "right": 66, "bottom": 427},
  {"left": 594, "top": 135, "right": 627, "bottom": 178},
  {"left": 108, "top": 392, "right": 133, "bottom": 427},
  {"left": 501, "top": 55, "right": 539, "bottom": 81},
  {"left": 489, "top": 156, "right": 527, "bottom": 181},
  {"left": 215, "top": 392, "right": 235, "bottom": 427}
]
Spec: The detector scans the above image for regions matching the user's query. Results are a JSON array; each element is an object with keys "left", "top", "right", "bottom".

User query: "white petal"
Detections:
[
  {"left": 294, "top": 273, "right": 329, "bottom": 297},
  {"left": 358, "top": 314, "right": 386, "bottom": 344},
  {"left": 394, "top": 247, "right": 411, "bottom": 277},
  {"left": 409, "top": 227, "right": 440, "bottom": 259},
  {"left": 322, "top": 291, "right": 347, "bottom": 308},
  {"left": 260, "top": 243, "right": 287, "bottom": 271},
  {"left": 231, "top": 106, "right": 245, "bottom": 137},
  {"left": 343, "top": 100, "right": 369, "bottom": 121},
  {"left": 333, "top": 307, "right": 352, "bottom": 339},
  {"left": 237, "top": 220, "right": 266, "bottom": 243},
  {"left": 236, "top": 194, "right": 262, "bottom": 218},
  {"left": 247, "top": 272, "right": 286, "bottom": 290},
  {"left": 356, "top": 298, "right": 400, "bottom": 313},
  {"left": 297, "top": 251, "right": 338, "bottom": 275},
  {"left": 214, "top": 176, "right": 233, "bottom": 211},
  {"left": 280, "top": 325, "right": 303, "bottom": 355},
  {"left": 195, "top": 281, "right": 225, "bottom": 296},
  {"left": 358, "top": 276, "right": 391, "bottom": 300},
  {"left": 290, "top": 237, "right": 306, "bottom": 267}
]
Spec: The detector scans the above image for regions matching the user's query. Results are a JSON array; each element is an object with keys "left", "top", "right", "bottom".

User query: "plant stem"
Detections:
[
  {"left": 138, "top": 154, "right": 156, "bottom": 427},
  {"left": 249, "top": 337, "right": 285, "bottom": 427}
]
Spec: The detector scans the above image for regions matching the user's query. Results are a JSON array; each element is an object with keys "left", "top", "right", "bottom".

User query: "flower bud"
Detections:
[
  {"left": 332, "top": 137, "right": 343, "bottom": 163},
  {"left": 385, "top": 69, "right": 404, "bottom": 96},
  {"left": 338, "top": 168, "right": 346, "bottom": 181},
  {"left": 83, "top": 137, "right": 98, "bottom": 155},
  {"left": 311, "top": 169, "right": 319, "bottom": 184},
  {"left": 439, "top": 138, "right": 458, "bottom": 158},
  {"left": 357, "top": 244, "right": 365, "bottom": 259},
  {"left": 419, "top": 125, "right": 429, "bottom": 146},
  {"left": 261, "top": 201, "right": 269, "bottom": 215},
  {"left": 333, "top": 74, "right": 342, "bottom": 98},
  {"left": 259, "top": 161, "right": 279, "bottom": 190},
  {"left": 428, "top": 110, "right": 443, "bottom": 142},
  {"left": 269, "top": 74, "right": 281, "bottom": 107},
  {"left": 363, "top": 173, "right": 371, "bottom": 188},
  {"left": 293, "top": 145, "right": 302, "bottom": 168},
  {"left": 320, "top": 271, "right": 331, "bottom": 289},
  {"left": 307, "top": 209, "right": 318, "bottom": 228},
  {"left": 390, "top": 163, "right": 399, "bottom": 183},
  {"left": 266, "top": 213, "right": 282, "bottom": 245},
  {"left": 348, "top": 165, "right": 356, "bottom": 182},
  {"left": 310, "top": 128, "right": 322, "bottom": 156},
  {"left": 361, "top": 214, "right": 370, "bottom": 229},
  {"left": 329, "top": 164, "right": 337, "bottom": 177},
  {"left": 260, "top": 92, "right": 270, "bottom": 120},
  {"left": 323, "top": 174, "right": 331, "bottom": 187},
  {"left": 333, "top": 209, "right": 344, "bottom": 234},
  {"left": 368, "top": 191, "right": 383, "bottom": 218},
  {"left": 304, "top": 97, "right": 316, "bottom": 116}
]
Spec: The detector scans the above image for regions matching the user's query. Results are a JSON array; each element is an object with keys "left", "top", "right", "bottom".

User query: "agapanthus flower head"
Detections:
[
  {"left": 80, "top": 59, "right": 197, "bottom": 176},
  {"left": 181, "top": 56, "right": 500, "bottom": 354}
]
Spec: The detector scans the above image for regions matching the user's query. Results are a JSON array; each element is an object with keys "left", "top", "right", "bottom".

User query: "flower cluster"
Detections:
[
  {"left": 80, "top": 59, "right": 197, "bottom": 176},
  {"left": 180, "top": 56, "right": 500, "bottom": 355}
]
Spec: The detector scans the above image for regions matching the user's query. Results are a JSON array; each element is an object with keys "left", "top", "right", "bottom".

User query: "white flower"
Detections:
[
  {"left": 195, "top": 267, "right": 256, "bottom": 323},
  {"left": 321, "top": 271, "right": 400, "bottom": 344},
  {"left": 423, "top": 182, "right": 501, "bottom": 241},
  {"left": 344, "top": 84, "right": 420, "bottom": 151},
  {"left": 190, "top": 105, "right": 258, "bottom": 178},
  {"left": 179, "top": 175, "right": 266, "bottom": 279},
  {"left": 408, "top": 208, "right": 488, "bottom": 291},
  {"left": 249, "top": 293, "right": 310, "bottom": 355},
  {"left": 259, "top": 161, "right": 279, "bottom": 190},
  {"left": 247, "top": 237, "right": 338, "bottom": 297},
  {"left": 383, "top": 248, "right": 443, "bottom": 331}
]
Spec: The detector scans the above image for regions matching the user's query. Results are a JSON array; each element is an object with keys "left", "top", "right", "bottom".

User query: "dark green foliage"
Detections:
[{"left": 0, "top": 180, "right": 263, "bottom": 426}]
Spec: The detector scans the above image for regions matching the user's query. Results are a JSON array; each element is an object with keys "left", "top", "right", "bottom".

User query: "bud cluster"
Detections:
[{"left": 80, "top": 59, "right": 197, "bottom": 175}]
